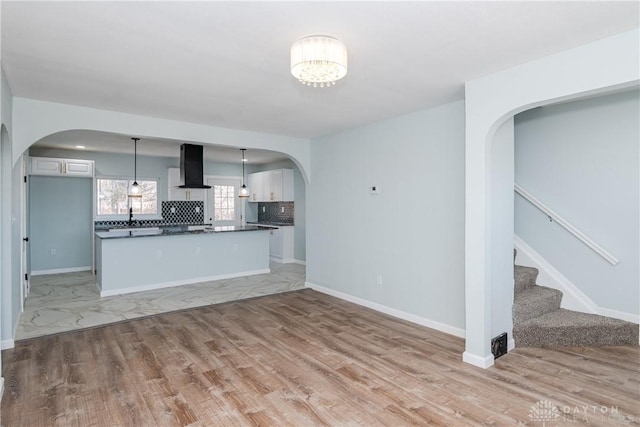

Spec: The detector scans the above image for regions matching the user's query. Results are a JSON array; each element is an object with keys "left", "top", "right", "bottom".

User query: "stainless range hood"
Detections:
[{"left": 179, "top": 143, "right": 211, "bottom": 189}]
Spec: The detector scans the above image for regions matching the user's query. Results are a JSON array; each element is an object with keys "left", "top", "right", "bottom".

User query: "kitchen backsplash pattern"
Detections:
[
  {"left": 95, "top": 201, "right": 205, "bottom": 229},
  {"left": 162, "top": 201, "right": 204, "bottom": 224},
  {"left": 258, "top": 202, "right": 294, "bottom": 224}
]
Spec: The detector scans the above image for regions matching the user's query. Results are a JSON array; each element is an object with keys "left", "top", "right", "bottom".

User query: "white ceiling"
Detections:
[{"left": 2, "top": 1, "right": 639, "bottom": 143}]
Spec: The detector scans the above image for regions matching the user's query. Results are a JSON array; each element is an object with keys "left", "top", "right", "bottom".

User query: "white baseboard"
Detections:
[
  {"left": 508, "top": 338, "right": 516, "bottom": 352},
  {"left": 100, "top": 268, "right": 271, "bottom": 297},
  {"left": 462, "top": 351, "right": 495, "bottom": 369},
  {"left": 0, "top": 377, "right": 4, "bottom": 399},
  {"left": 270, "top": 257, "right": 305, "bottom": 265},
  {"left": 514, "top": 235, "right": 639, "bottom": 324},
  {"left": 1, "top": 319, "right": 20, "bottom": 350},
  {"left": 31, "top": 266, "right": 92, "bottom": 276},
  {"left": 305, "top": 282, "right": 466, "bottom": 339}
]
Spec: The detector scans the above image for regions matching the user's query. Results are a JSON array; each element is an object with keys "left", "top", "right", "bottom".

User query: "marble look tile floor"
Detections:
[{"left": 16, "top": 262, "right": 306, "bottom": 341}]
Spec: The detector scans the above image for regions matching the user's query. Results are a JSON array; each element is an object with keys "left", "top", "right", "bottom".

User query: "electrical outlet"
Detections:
[
  {"left": 156, "top": 249, "right": 162, "bottom": 258},
  {"left": 50, "top": 249, "right": 56, "bottom": 256},
  {"left": 195, "top": 246, "right": 201, "bottom": 255},
  {"left": 281, "top": 206, "right": 285, "bottom": 213},
  {"left": 491, "top": 333, "right": 508, "bottom": 359},
  {"left": 195, "top": 207, "right": 200, "bottom": 213},
  {"left": 233, "top": 244, "right": 238, "bottom": 251},
  {"left": 376, "top": 274, "right": 383, "bottom": 285},
  {"left": 170, "top": 207, "right": 176, "bottom": 214}
]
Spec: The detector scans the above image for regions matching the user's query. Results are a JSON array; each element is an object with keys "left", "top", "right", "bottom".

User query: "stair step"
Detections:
[
  {"left": 513, "top": 285, "right": 563, "bottom": 323},
  {"left": 513, "top": 309, "right": 639, "bottom": 348},
  {"left": 514, "top": 265, "right": 538, "bottom": 292}
]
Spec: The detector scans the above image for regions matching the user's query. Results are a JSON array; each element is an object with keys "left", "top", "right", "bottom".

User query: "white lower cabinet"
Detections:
[{"left": 268, "top": 226, "right": 294, "bottom": 262}]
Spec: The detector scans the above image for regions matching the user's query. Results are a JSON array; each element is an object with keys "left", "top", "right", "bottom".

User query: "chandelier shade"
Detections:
[{"left": 290, "top": 35, "right": 347, "bottom": 87}]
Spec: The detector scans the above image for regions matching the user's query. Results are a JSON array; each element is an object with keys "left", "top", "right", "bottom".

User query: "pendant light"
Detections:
[
  {"left": 239, "top": 149, "right": 250, "bottom": 198},
  {"left": 129, "top": 137, "right": 142, "bottom": 198}
]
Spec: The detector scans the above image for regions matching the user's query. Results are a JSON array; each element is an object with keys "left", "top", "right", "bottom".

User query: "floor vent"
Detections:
[{"left": 491, "top": 333, "right": 508, "bottom": 359}]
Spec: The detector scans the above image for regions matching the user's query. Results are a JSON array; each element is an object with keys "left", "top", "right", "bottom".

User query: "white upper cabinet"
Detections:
[
  {"left": 247, "top": 172, "right": 263, "bottom": 202},
  {"left": 167, "top": 168, "right": 205, "bottom": 201},
  {"left": 30, "top": 157, "right": 94, "bottom": 177},
  {"left": 247, "top": 169, "right": 294, "bottom": 202}
]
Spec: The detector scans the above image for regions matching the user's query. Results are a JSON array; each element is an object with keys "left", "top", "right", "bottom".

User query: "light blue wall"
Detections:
[
  {"left": 28, "top": 147, "right": 243, "bottom": 203},
  {"left": 307, "top": 100, "right": 466, "bottom": 331},
  {"left": 29, "top": 176, "right": 93, "bottom": 271},
  {"left": 97, "top": 230, "right": 269, "bottom": 294},
  {"left": 515, "top": 89, "right": 639, "bottom": 315},
  {"left": 249, "top": 159, "right": 306, "bottom": 262},
  {"left": 1, "top": 66, "right": 18, "bottom": 347}
]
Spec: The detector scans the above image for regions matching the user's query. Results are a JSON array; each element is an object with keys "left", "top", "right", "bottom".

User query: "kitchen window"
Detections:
[
  {"left": 96, "top": 178, "right": 158, "bottom": 218},
  {"left": 213, "top": 185, "right": 235, "bottom": 221}
]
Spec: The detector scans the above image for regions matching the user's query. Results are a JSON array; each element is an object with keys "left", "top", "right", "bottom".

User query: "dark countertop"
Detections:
[
  {"left": 247, "top": 222, "right": 294, "bottom": 227},
  {"left": 96, "top": 225, "right": 267, "bottom": 240}
]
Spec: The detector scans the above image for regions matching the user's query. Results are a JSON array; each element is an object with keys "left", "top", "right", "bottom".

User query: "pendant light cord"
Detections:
[
  {"left": 132, "top": 137, "right": 139, "bottom": 184},
  {"left": 241, "top": 149, "right": 246, "bottom": 185}
]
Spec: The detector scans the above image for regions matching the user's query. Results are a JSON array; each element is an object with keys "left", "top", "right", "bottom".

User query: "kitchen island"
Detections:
[{"left": 95, "top": 225, "right": 270, "bottom": 297}]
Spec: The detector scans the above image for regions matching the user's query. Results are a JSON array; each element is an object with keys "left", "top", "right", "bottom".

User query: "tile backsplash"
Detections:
[
  {"left": 162, "top": 201, "right": 204, "bottom": 224},
  {"left": 95, "top": 201, "right": 204, "bottom": 229},
  {"left": 258, "top": 201, "right": 294, "bottom": 224}
]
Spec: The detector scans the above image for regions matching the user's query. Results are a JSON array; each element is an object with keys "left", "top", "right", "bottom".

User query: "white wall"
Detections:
[
  {"left": 515, "top": 90, "right": 639, "bottom": 316},
  {"left": 489, "top": 118, "right": 515, "bottom": 339},
  {"left": 307, "top": 100, "right": 466, "bottom": 333},
  {"left": 464, "top": 28, "right": 639, "bottom": 368}
]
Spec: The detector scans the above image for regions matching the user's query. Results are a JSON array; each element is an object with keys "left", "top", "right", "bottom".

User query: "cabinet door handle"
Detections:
[{"left": 270, "top": 192, "right": 274, "bottom": 201}]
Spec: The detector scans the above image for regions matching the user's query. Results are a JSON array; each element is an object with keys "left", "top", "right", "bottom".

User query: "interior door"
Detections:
[{"left": 206, "top": 178, "right": 243, "bottom": 226}]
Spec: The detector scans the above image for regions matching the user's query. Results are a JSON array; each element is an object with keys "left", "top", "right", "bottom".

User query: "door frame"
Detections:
[
  {"left": 20, "top": 155, "right": 29, "bottom": 309},
  {"left": 204, "top": 175, "right": 245, "bottom": 226}
]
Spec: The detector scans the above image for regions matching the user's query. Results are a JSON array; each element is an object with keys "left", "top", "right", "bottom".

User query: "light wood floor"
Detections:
[{"left": 2, "top": 289, "right": 639, "bottom": 426}]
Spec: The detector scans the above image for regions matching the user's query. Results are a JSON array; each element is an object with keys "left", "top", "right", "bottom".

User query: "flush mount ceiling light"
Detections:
[
  {"left": 239, "top": 149, "right": 250, "bottom": 198},
  {"left": 290, "top": 35, "right": 347, "bottom": 88},
  {"left": 129, "top": 137, "right": 142, "bottom": 198}
]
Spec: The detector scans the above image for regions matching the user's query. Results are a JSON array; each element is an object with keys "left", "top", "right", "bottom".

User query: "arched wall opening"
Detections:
[
  {"left": 4, "top": 101, "right": 311, "bottom": 347},
  {"left": 463, "top": 29, "right": 639, "bottom": 368},
  {"left": 10, "top": 99, "right": 311, "bottom": 185}
]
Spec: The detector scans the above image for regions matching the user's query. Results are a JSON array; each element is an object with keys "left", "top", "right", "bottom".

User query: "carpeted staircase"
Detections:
[{"left": 512, "top": 260, "right": 639, "bottom": 348}]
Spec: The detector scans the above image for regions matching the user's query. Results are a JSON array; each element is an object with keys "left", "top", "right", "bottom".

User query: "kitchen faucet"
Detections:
[{"left": 128, "top": 207, "right": 139, "bottom": 227}]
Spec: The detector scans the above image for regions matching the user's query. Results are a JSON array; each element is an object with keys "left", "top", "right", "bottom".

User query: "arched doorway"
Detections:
[{"left": 463, "top": 29, "right": 639, "bottom": 368}]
